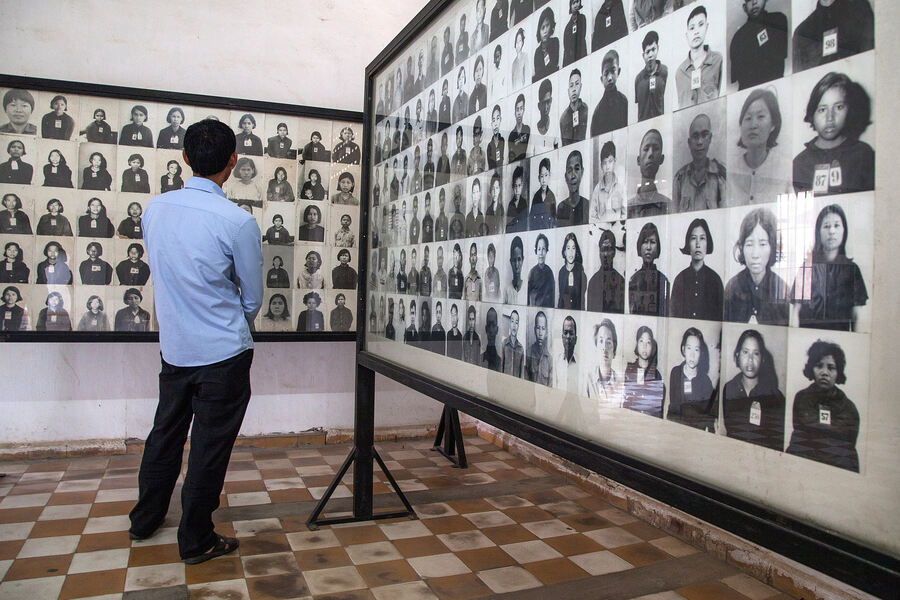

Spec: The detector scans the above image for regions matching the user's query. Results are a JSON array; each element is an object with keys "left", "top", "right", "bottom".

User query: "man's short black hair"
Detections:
[{"left": 183, "top": 119, "right": 236, "bottom": 176}]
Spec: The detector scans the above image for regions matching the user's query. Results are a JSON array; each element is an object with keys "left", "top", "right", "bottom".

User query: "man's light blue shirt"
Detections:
[{"left": 144, "top": 177, "right": 263, "bottom": 367}]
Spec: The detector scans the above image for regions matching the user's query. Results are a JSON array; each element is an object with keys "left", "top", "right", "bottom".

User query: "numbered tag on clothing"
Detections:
[
  {"left": 749, "top": 401, "right": 762, "bottom": 426},
  {"left": 819, "top": 408, "right": 832, "bottom": 425},
  {"left": 757, "top": 29, "right": 769, "bottom": 46},
  {"left": 823, "top": 28, "right": 838, "bottom": 57}
]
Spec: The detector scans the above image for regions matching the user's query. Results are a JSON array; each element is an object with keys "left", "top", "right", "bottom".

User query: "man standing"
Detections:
[
  {"left": 129, "top": 120, "right": 263, "bottom": 564},
  {"left": 559, "top": 69, "right": 588, "bottom": 146}
]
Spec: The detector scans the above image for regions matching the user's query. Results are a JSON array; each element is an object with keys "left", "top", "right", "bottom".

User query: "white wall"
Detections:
[{"left": 0, "top": 0, "right": 438, "bottom": 445}]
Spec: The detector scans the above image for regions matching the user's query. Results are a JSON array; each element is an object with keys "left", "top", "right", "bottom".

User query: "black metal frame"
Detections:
[
  {"left": 347, "top": 1, "right": 900, "bottom": 597},
  {"left": 431, "top": 406, "right": 467, "bottom": 468},
  {"left": 0, "top": 73, "right": 362, "bottom": 344}
]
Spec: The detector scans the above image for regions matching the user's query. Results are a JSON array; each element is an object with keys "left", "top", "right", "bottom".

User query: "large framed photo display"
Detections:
[
  {"left": 0, "top": 74, "right": 363, "bottom": 342},
  {"left": 360, "top": 0, "right": 898, "bottom": 594}
]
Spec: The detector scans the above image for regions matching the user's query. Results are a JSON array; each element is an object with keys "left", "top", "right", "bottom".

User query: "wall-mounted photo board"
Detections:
[
  {"left": 0, "top": 75, "right": 363, "bottom": 341},
  {"left": 358, "top": 0, "right": 897, "bottom": 595}
]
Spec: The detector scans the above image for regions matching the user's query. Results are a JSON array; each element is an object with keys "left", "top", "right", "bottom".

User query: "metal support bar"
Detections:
[{"left": 431, "top": 405, "right": 468, "bottom": 468}]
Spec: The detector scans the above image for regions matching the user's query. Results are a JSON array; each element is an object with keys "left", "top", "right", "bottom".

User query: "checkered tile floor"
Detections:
[{"left": 0, "top": 436, "right": 793, "bottom": 599}]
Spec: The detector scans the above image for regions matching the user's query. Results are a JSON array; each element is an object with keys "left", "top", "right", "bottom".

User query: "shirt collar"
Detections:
[
  {"left": 184, "top": 176, "right": 226, "bottom": 198},
  {"left": 681, "top": 46, "right": 714, "bottom": 73}
]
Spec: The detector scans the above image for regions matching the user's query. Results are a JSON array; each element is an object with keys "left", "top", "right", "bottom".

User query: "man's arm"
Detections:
[{"left": 234, "top": 218, "right": 264, "bottom": 322}]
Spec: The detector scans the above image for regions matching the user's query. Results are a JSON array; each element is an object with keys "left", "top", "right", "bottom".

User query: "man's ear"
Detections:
[
  {"left": 181, "top": 149, "right": 191, "bottom": 168},
  {"left": 227, "top": 152, "right": 238, "bottom": 169}
]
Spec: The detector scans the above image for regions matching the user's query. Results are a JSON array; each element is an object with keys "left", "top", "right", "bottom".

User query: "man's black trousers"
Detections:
[{"left": 129, "top": 349, "right": 253, "bottom": 558}]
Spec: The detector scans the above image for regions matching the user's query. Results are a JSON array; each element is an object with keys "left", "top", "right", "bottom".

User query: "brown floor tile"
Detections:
[
  {"left": 333, "top": 524, "right": 388, "bottom": 545},
  {"left": 0, "top": 506, "right": 42, "bottom": 523},
  {"left": 59, "top": 568, "right": 126, "bottom": 600},
  {"left": 420, "top": 477, "right": 457, "bottom": 489},
  {"left": 77, "top": 531, "right": 132, "bottom": 552},
  {"left": 88, "top": 500, "right": 133, "bottom": 517},
  {"left": 306, "top": 475, "right": 345, "bottom": 488},
  {"left": 611, "top": 541, "right": 673, "bottom": 567},
  {"left": 26, "top": 460, "right": 71, "bottom": 472},
  {"left": 239, "top": 532, "right": 293, "bottom": 556},
  {"left": 294, "top": 546, "right": 354, "bottom": 571},
  {"left": 523, "top": 557, "right": 590, "bottom": 585},
  {"left": 426, "top": 573, "right": 493, "bottom": 600},
  {"left": 224, "top": 479, "right": 267, "bottom": 493},
  {"left": 576, "top": 496, "right": 613, "bottom": 511},
  {"left": 247, "top": 572, "right": 311, "bottom": 599},
  {"left": 481, "top": 524, "right": 537, "bottom": 545},
  {"left": 488, "top": 470, "right": 529, "bottom": 482},
  {"left": 422, "top": 516, "right": 477, "bottom": 535},
  {"left": 3, "top": 554, "right": 72, "bottom": 580},
  {"left": 372, "top": 482, "right": 392, "bottom": 495},
  {"left": 107, "top": 455, "right": 142, "bottom": 468},
  {"left": 259, "top": 468, "right": 298, "bottom": 479},
  {"left": 98, "top": 477, "right": 138, "bottom": 490},
  {"left": 447, "top": 499, "right": 495, "bottom": 514},
  {"left": 268, "top": 488, "right": 313, "bottom": 503},
  {"left": 47, "top": 491, "right": 98, "bottom": 506},
  {"left": 0, "top": 539, "right": 25, "bottom": 560},
  {"left": 677, "top": 581, "right": 756, "bottom": 600},
  {"left": 520, "top": 489, "right": 564, "bottom": 505},
  {"left": 215, "top": 522, "right": 236, "bottom": 538},
  {"left": 560, "top": 512, "right": 613, "bottom": 532},
  {"left": 227, "top": 461, "right": 258, "bottom": 471},
  {"left": 29, "top": 517, "right": 87, "bottom": 537},
  {"left": 392, "top": 535, "right": 450, "bottom": 558},
  {"left": 312, "top": 589, "right": 375, "bottom": 600},
  {"left": 543, "top": 533, "right": 606, "bottom": 556},
  {"left": 129, "top": 542, "right": 181, "bottom": 566},
  {"left": 8, "top": 481, "right": 58, "bottom": 495},
  {"left": 62, "top": 469, "right": 105, "bottom": 481},
  {"left": 292, "top": 457, "right": 328, "bottom": 466},
  {"left": 280, "top": 515, "right": 313, "bottom": 533},
  {"left": 622, "top": 519, "right": 667, "bottom": 541},
  {"left": 455, "top": 547, "right": 516, "bottom": 571},
  {"left": 356, "top": 558, "right": 420, "bottom": 587},
  {"left": 396, "top": 458, "right": 435, "bottom": 469},
  {"left": 503, "top": 506, "right": 554, "bottom": 523},
  {"left": 185, "top": 555, "right": 244, "bottom": 584}
]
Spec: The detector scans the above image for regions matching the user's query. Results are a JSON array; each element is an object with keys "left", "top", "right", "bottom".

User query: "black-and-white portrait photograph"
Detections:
[
  {"left": 35, "top": 139, "right": 77, "bottom": 189},
  {"left": 294, "top": 289, "right": 327, "bottom": 332},
  {"left": 672, "top": 3, "right": 726, "bottom": 110},
  {"left": 259, "top": 290, "right": 294, "bottom": 332},
  {"left": 298, "top": 162, "right": 330, "bottom": 202},
  {"left": 0, "top": 88, "right": 38, "bottom": 136},
  {"left": 223, "top": 156, "right": 264, "bottom": 207},
  {"left": 720, "top": 323, "right": 788, "bottom": 451},
  {"left": 328, "top": 290, "right": 355, "bottom": 332},
  {"left": 581, "top": 313, "right": 625, "bottom": 405},
  {"left": 790, "top": 54, "right": 875, "bottom": 197},
  {"left": 556, "top": 226, "right": 588, "bottom": 310},
  {"left": 585, "top": 221, "right": 626, "bottom": 313},
  {"left": 0, "top": 138, "right": 35, "bottom": 186},
  {"left": 77, "top": 239, "right": 113, "bottom": 285},
  {"left": 725, "top": 78, "right": 793, "bottom": 207},
  {"left": 528, "top": 150, "right": 558, "bottom": 230},
  {"left": 330, "top": 167, "right": 360, "bottom": 206},
  {"left": 590, "top": 0, "right": 629, "bottom": 53},
  {"left": 526, "top": 229, "right": 559, "bottom": 308},
  {"left": 261, "top": 204, "right": 296, "bottom": 247},
  {"left": 664, "top": 318, "right": 722, "bottom": 433},
  {"left": 589, "top": 130, "right": 627, "bottom": 224},
  {"left": 34, "top": 285, "right": 74, "bottom": 332},
  {"left": 790, "top": 0, "right": 873, "bottom": 75},
  {"left": 0, "top": 236, "right": 33, "bottom": 286},
  {"left": 499, "top": 305, "right": 525, "bottom": 377},
  {"left": 38, "top": 91, "right": 79, "bottom": 142},
  {"left": 589, "top": 40, "right": 630, "bottom": 138},
  {"left": 298, "top": 120, "right": 333, "bottom": 163},
  {"left": 264, "top": 246, "right": 294, "bottom": 290},
  {"left": 263, "top": 114, "right": 299, "bottom": 160},
  {"left": 112, "top": 285, "right": 152, "bottom": 332},
  {"left": 265, "top": 160, "right": 298, "bottom": 203},
  {"left": 786, "top": 195, "right": 873, "bottom": 333},
  {"left": 626, "top": 218, "right": 669, "bottom": 317},
  {"left": 629, "top": 24, "right": 675, "bottom": 123},
  {"left": 114, "top": 240, "right": 151, "bottom": 287},
  {"left": 296, "top": 201, "right": 326, "bottom": 244},
  {"left": 784, "top": 327, "right": 869, "bottom": 472},
  {"left": 33, "top": 191, "right": 75, "bottom": 237},
  {"left": 117, "top": 102, "right": 156, "bottom": 149},
  {"left": 232, "top": 111, "right": 264, "bottom": 156},
  {"left": 667, "top": 210, "right": 726, "bottom": 321},
  {"left": 626, "top": 115, "right": 672, "bottom": 218},
  {"left": 35, "top": 238, "right": 75, "bottom": 284},
  {"left": 0, "top": 190, "right": 34, "bottom": 236},
  {"left": 726, "top": 0, "right": 791, "bottom": 92},
  {"left": 671, "top": 97, "right": 727, "bottom": 212},
  {"left": 723, "top": 205, "right": 789, "bottom": 326},
  {"left": 528, "top": 75, "right": 561, "bottom": 156},
  {"left": 73, "top": 287, "right": 110, "bottom": 332},
  {"left": 77, "top": 99, "right": 118, "bottom": 145},
  {"left": 77, "top": 144, "right": 115, "bottom": 192},
  {"left": 116, "top": 147, "right": 155, "bottom": 195},
  {"left": 524, "top": 305, "right": 554, "bottom": 387},
  {"left": 75, "top": 193, "right": 116, "bottom": 238},
  {"left": 155, "top": 105, "right": 191, "bottom": 150},
  {"left": 622, "top": 315, "right": 667, "bottom": 418},
  {"left": 332, "top": 123, "right": 362, "bottom": 165},
  {"left": 330, "top": 247, "right": 359, "bottom": 290}
]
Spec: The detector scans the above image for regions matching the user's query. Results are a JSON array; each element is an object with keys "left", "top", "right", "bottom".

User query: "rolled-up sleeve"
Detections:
[{"left": 234, "top": 218, "right": 264, "bottom": 321}]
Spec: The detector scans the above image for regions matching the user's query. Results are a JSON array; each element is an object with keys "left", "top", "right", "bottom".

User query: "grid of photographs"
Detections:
[
  {"left": 0, "top": 85, "right": 363, "bottom": 335},
  {"left": 365, "top": 0, "right": 875, "bottom": 473}
]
